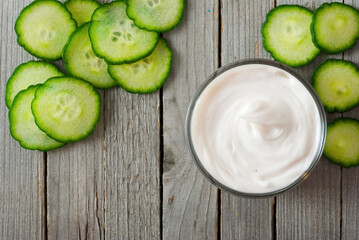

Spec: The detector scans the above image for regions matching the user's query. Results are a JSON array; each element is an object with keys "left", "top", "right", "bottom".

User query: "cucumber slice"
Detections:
[
  {"left": 312, "top": 59, "right": 359, "bottom": 113},
  {"left": 108, "top": 38, "right": 172, "bottom": 93},
  {"left": 126, "top": 0, "right": 185, "bottom": 32},
  {"left": 63, "top": 23, "right": 117, "bottom": 89},
  {"left": 64, "top": 0, "right": 101, "bottom": 27},
  {"left": 89, "top": 1, "right": 159, "bottom": 64},
  {"left": 9, "top": 85, "right": 65, "bottom": 151},
  {"left": 324, "top": 118, "right": 359, "bottom": 168},
  {"left": 15, "top": 0, "right": 77, "bottom": 60},
  {"left": 5, "top": 61, "right": 64, "bottom": 108},
  {"left": 31, "top": 77, "right": 101, "bottom": 143},
  {"left": 262, "top": 5, "right": 320, "bottom": 67},
  {"left": 311, "top": 2, "right": 359, "bottom": 54}
]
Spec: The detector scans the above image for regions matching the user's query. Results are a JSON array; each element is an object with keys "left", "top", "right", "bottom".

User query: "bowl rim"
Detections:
[{"left": 185, "top": 58, "right": 327, "bottom": 198}]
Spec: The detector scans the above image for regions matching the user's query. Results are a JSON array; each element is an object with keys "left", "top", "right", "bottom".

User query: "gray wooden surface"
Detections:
[
  {"left": 1, "top": 0, "right": 359, "bottom": 239},
  {"left": 162, "top": 0, "right": 219, "bottom": 239},
  {"left": 0, "top": 1, "right": 45, "bottom": 240}
]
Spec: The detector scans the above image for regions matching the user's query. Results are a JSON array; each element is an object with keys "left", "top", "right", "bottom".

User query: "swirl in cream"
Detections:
[{"left": 191, "top": 64, "right": 321, "bottom": 193}]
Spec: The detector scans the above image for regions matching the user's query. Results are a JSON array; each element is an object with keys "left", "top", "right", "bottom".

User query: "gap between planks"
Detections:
[
  {"left": 160, "top": 87, "right": 164, "bottom": 240},
  {"left": 43, "top": 152, "right": 48, "bottom": 240},
  {"left": 217, "top": 0, "right": 222, "bottom": 239}
]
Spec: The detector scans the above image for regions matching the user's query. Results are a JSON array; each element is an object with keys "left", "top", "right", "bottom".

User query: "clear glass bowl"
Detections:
[{"left": 185, "top": 59, "right": 327, "bottom": 198}]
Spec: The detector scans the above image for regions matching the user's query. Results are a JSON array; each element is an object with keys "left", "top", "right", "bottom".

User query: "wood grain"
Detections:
[
  {"left": 101, "top": 1, "right": 160, "bottom": 239},
  {"left": 276, "top": 1, "right": 341, "bottom": 240},
  {"left": 342, "top": 1, "right": 359, "bottom": 238},
  {"left": 220, "top": 1, "right": 274, "bottom": 239},
  {"left": 0, "top": 0, "right": 45, "bottom": 239},
  {"left": 47, "top": 120, "right": 105, "bottom": 240},
  {"left": 104, "top": 88, "right": 161, "bottom": 239},
  {"left": 162, "top": 0, "right": 219, "bottom": 239},
  {"left": 47, "top": 0, "right": 161, "bottom": 239},
  {"left": 46, "top": 1, "right": 105, "bottom": 239}
]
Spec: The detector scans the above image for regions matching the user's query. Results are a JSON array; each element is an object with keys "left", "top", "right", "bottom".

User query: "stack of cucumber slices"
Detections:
[
  {"left": 262, "top": 2, "right": 359, "bottom": 67},
  {"left": 6, "top": 0, "right": 184, "bottom": 151},
  {"left": 314, "top": 59, "right": 359, "bottom": 168},
  {"left": 262, "top": 3, "right": 359, "bottom": 168}
]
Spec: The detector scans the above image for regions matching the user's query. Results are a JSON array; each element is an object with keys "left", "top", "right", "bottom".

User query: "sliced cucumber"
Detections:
[
  {"left": 262, "top": 5, "right": 320, "bottom": 67},
  {"left": 64, "top": 0, "right": 101, "bottom": 27},
  {"left": 63, "top": 23, "right": 117, "bottom": 89},
  {"left": 126, "top": 0, "right": 185, "bottom": 32},
  {"left": 312, "top": 59, "right": 359, "bottom": 113},
  {"left": 89, "top": 1, "right": 159, "bottom": 64},
  {"left": 324, "top": 118, "right": 359, "bottom": 168},
  {"left": 31, "top": 77, "right": 101, "bottom": 143},
  {"left": 15, "top": 0, "right": 77, "bottom": 60},
  {"left": 9, "top": 85, "right": 65, "bottom": 151},
  {"left": 5, "top": 61, "right": 64, "bottom": 108},
  {"left": 108, "top": 38, "right": 172, "bottom": 93},
  {"left": 311, "top": 2, "right": 359, "bottom": 54}
]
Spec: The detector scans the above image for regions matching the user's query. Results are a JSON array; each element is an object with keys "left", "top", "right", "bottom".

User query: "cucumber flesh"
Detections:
[
  {"left": 64, "top": 0, "right": 101, "bottom": 27},
  {"left": 108, "top": 38, "right": 172, "bottom": 93},
  {"left": 63, "top": 23, "right": 117, "bottom": 89},
  {"left": 324, "top": 118, "right": 359, "bottom": 168},
  {"left": 311, "top": 2, "right": 359, "bottom": 54},
  {"left": 126, "top": 0, "right": 185, "bottom": 32},
  {"left": 9, "top": 85, "right": 65, "bottom": 151},
  {"left": 31, "top": 77, "right": 101, "bottom": 143},
  {"left": 262, "top": 5, "right": 320, "bottom": 67},
  {"left": 89, "top": 1, "right": 159, "bottom": 64},
  {"left": 312, "top": 59, "right": 359, "bottom": 113},
  {"left": 15, "top": 0, "right": 77, "bottom": 60},
  {"left": 5, "top": 61, "right": 64, "bottom": 108}
]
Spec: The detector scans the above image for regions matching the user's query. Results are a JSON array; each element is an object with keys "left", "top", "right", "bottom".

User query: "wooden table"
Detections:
[{"left": 1, "top": 0, "right": 359, "bottom": 239}]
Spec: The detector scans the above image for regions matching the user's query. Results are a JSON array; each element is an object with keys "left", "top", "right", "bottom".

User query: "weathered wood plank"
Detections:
[
  {"left": 102, "top": 2, "right": 160, "bottom": 238},
  {"left": 46, "top": 1, "right": 105, "bottom": 239},
  {"left": 342, "top": 1, "right": 359, "bottom": 238},
  {"left": 342, "top": 155, "right": 359, "bottom": 239},
  {"left": 0, "top": 0, "right": 45, "bottom": 239},
  {"left": 104, "top": 90, "right": 161, "bottom": 239},
  {"left": 48, "top": 0, "right": 160, "bottom": 239},
  {"left": 276, "top": 1, "right": 341, "bottom": 239},
  {"left": 220, "top": 1, "right": 274, "bottom": 239},
  {"left": 162, "top": 1, "right": 219, "bottom": 239},
  {"left": 47, "top": 120, "right": 105, "bottom": 240}
]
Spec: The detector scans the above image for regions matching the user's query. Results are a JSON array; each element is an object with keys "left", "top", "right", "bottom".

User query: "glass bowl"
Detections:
[{"left": 185, "top": 59, "right": 327, "bottom": 198}]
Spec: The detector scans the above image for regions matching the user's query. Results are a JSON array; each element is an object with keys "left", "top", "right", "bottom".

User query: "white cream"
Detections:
[{"left": 191, "top": 64, "right": 321, "bottom": 193}]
